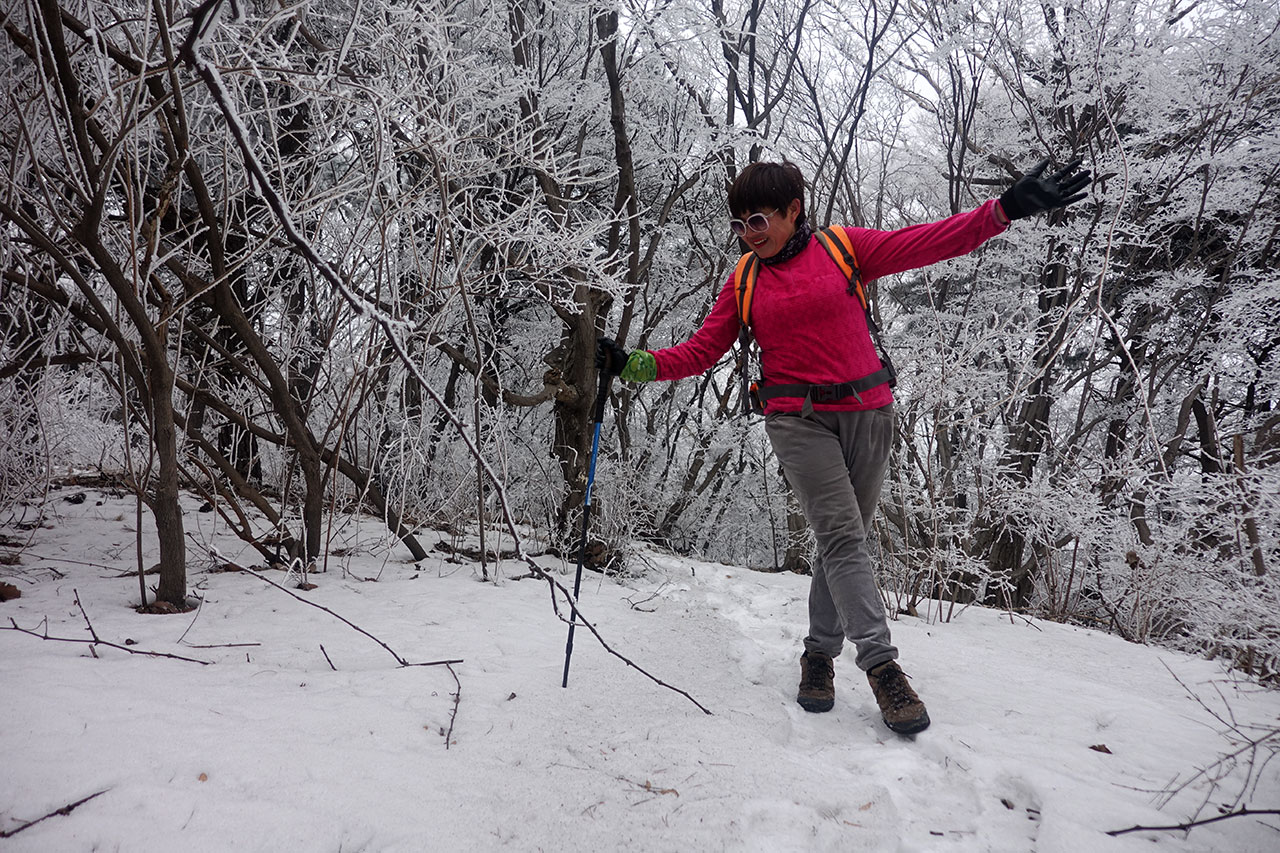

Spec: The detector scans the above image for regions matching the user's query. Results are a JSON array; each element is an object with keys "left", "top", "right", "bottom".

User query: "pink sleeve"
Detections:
[
  {"left": 650, "top": 277, "right": 742, "bottom": 381},
  {"left": 850, "top": 200, "right": 1008, "bottom": 281}
]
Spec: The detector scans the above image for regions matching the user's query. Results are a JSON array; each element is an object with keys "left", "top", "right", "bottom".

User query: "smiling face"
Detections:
[
  {"left": 727, "top": 161, "right": 808, "bottom": 260},
  {"left": 734, "top": 198, "right": 803, "bottom": 259}
]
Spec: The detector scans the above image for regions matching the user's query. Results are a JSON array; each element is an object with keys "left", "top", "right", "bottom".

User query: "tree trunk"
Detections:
[
  {"left": 147, "top": 356, "right": 188, "bottom": 605},
  {"left": 975, "top": 257, "right": 1072, "bottom": 607},
  {"left": 552, "top": 318, "right": 596, "bottom": 535}
]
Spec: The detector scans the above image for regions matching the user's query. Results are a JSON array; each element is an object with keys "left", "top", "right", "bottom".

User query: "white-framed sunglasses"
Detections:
[{"left": 729, "top": 209, "right": 779, "bottom": 237}]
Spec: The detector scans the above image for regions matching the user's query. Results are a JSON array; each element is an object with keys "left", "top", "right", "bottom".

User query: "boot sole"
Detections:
[
  {"left": 797, "top": 696, "right": 834, "bottom": 713},
  {"left": 884, "top": 709, "right": 930, "bottom": 735}
]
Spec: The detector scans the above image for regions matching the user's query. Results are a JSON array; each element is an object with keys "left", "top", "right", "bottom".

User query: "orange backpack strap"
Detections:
[
  {"left": 815, "top": 225, "right": 896, "bottom": 388},
  {"left": 733, "top": 251, "right": 762, "bottom": 328},
  {"left": 814, "top": 226, "right": 866, "bottom": 309},
  {"left": 732, "top": 252, "right": 763, "bottom": 414}
]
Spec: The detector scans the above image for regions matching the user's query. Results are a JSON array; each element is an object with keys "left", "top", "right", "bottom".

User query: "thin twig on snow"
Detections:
[
  {"left": 1107, "top": 807, "right": 1280, "bottom": 837},
  {"left": 3, "top": 590, "right": 212, "bottom": 665},
  {"left": 0, "top": 789, "right": 109, "bottom": 839},
  {"left": 238, "top": 565, "right": 461, "bottom": 669}
]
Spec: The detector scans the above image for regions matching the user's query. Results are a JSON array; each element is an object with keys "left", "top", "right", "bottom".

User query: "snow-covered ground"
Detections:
[{"left": 2, "top": 489, "right": 1277, "bottom": 852}]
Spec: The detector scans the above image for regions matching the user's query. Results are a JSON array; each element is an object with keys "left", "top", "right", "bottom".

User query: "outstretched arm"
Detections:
[
  {"left": 850, "top": 200, "right": 1009, "bottom": 282},
  {"left": 852, "top": 156, "right": 1092, "bottom": 281}
]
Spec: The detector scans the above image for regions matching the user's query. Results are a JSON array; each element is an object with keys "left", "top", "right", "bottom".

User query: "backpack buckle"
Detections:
[{"left": 809, "top": 384, "right": 846, "bottom": 403}]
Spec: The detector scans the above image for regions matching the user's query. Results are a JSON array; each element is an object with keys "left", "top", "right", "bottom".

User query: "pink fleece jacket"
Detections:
[{"left": 650, "top": 200, "right": 1009, "bottom": 414}]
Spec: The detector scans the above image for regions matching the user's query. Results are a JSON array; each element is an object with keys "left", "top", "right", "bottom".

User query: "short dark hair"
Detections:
[{"left": 728, "top": 161, "right": 806, "bottom": 220}]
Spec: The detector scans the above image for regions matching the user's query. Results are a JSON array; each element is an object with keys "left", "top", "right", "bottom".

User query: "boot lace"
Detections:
[
  {"left": 802, "top": 653, "right": 833, "bottom": 689},
  {"left": 873, "top": 664, "right": 917, "bottom": 710}
]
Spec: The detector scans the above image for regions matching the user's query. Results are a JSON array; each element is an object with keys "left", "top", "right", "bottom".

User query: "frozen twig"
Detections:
[
  {"left": 74, "top": 590, "right": 100, "bottom": 642},
  {"left": 0, "top": 789, "right": 109, "bottom": 839},
  {"left": 238, "top": 565, "right": 461, "bottom": 669},
  {"left": 175, "top": 578, "right": 206, "bottom": 645},
  {"left": 1155, "top": 662, "right": 1280, "bottom": 817},
  {"left": 532, "top": 564, "right": 713, "bottom": 715},
  {"left": 235, "top": 564, "right": 464, "bottom": 749},
  {"left": 2, "top": 619, "right": 211, "bottom": 664},
  {"left": 182, "top": 642, "right": 259, "bottom": 649},
  {"left": 625, "top": 582, "right": 670, "bottom": 612},
  {"left": 444, "top": 663, "right": 461, "bottom": 750},
  {"left": 3, "top": 590, "right": 212, "bottom": 665},
  {"left": 1107, "top": 807, "right": 1280, "bottom": 837}
]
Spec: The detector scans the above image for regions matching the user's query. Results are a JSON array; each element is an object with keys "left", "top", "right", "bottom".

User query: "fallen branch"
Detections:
[
  {"left": 444, "top": 663, "right": 461, "bottom": 750},
  {"left": 2, "top": 621, "right": 210, "bottom": 664},
  {"left": 1107, "top": 807, "right": 1280, "bottom": 837},
  {"left": 531, "top": 563, "right": 713, "bottom": 716},
  {"left": 237, "top": 564, "right": 461, "bottom": 669},
  {"left": 0, "top": 789, "right": 109, "bottom": 839},
  {"left": 433, "top": 539, "right": 525, "bottom": 563},
  {"left": 233, "top": 564, "right": 465, "bottom": 749},
  {"left": 181, "top": 642, "right": 260, "bottom": 649},
  {"left": 74, "top": 591, "right": 100, "bottom": 642},
  {"left": 3, "top": 592, "right": 212, "bottom": 665}
]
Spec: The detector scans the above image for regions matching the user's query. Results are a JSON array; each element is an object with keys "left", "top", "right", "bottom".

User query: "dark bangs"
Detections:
[{"left": 727, "top": 161, "right": 806, "bottom": 217}]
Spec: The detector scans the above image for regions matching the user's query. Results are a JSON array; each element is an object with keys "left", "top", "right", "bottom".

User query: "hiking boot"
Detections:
[
  {"left": 797, "top": 650, "right": 835, "bottom": 712},
  {"left": 866, "top": 661, "right": 930, "bottom": 734}
]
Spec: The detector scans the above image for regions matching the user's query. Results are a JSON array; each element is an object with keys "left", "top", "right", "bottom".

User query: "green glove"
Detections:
[{"left": 619, "top": 350, "right": 657, "bottom": 383}]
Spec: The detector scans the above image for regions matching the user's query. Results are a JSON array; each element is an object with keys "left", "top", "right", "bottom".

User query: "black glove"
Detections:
[
  {"left": 595, "top": 337, "right": 628, "bottom": 377},
  {"left": 999, "top": 157, "right": 1092, "bottom": 221}
]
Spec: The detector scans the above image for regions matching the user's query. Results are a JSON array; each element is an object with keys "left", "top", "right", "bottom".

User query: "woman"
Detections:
[{"left": 600, "top": 158, "right": 1089, "bottom": 734}]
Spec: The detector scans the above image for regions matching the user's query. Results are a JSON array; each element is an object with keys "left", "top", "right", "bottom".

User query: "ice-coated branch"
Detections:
[{"left": 177, "top": 4, "right": 713, "bottom": 717}]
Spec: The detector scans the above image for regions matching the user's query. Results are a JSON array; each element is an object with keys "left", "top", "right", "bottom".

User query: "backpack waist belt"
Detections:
[{"left": 751, "top": 363, "right": 896, "bottom": 417}]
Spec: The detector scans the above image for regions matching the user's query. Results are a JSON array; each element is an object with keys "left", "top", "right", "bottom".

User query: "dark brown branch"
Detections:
[
  {"left": 238, "top": 565, "right": 462, "bottom": 669},
  {"left": 182, "top": 642, "right": 259, "bottom": 649},
  {"left": 240, "top": 564, "right": 465, "bottom": 749},
  {"left": 0, "top": 789, "right": 109, "bottom": 839},
  {"left": 74, "top": 590, "right": 100, "bottom": 642},
  {"left": 1107, "top": 807, "right": 1280, "bottom": 837},
  {"left": 443, "top": 663, "right": 461, "bottom": 750},
  {"left": 2, "top": 619, "right": 210, "bottom": 665},
  {"left": 0, "top": 351, "right": 98, "bottom": 379},
  {"left": 530, "top": 564, "right": 714, "bottom": 716}
]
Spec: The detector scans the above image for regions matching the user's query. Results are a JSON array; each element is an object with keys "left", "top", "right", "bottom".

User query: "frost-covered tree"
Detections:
[{"left": 2, "top": 0, "right": 1275, "bottom": 678}]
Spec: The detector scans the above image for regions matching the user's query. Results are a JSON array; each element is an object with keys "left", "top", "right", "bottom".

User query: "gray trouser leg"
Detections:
[{"left": 765, "top": 407, "right": 896, "bottom": 671}]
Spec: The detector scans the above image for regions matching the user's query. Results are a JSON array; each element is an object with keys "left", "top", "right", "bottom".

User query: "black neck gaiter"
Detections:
[{"left": 760, "top": 217, "right": 813, "bottom": 265}]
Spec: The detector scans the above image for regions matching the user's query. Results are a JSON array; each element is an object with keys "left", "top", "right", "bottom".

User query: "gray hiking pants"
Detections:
[{"left": 765, "top": 406, "right": 897, "bottom": 671}]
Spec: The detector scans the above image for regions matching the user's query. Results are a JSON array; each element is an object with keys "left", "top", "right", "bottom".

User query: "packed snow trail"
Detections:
[{"left": 657, "top": 557, "right": 1045, "bottom": 852}]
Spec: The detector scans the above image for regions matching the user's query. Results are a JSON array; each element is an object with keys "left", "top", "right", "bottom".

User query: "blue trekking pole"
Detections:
[{"left": 562, "top": 340, "right": 621, "bottom": 688}]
